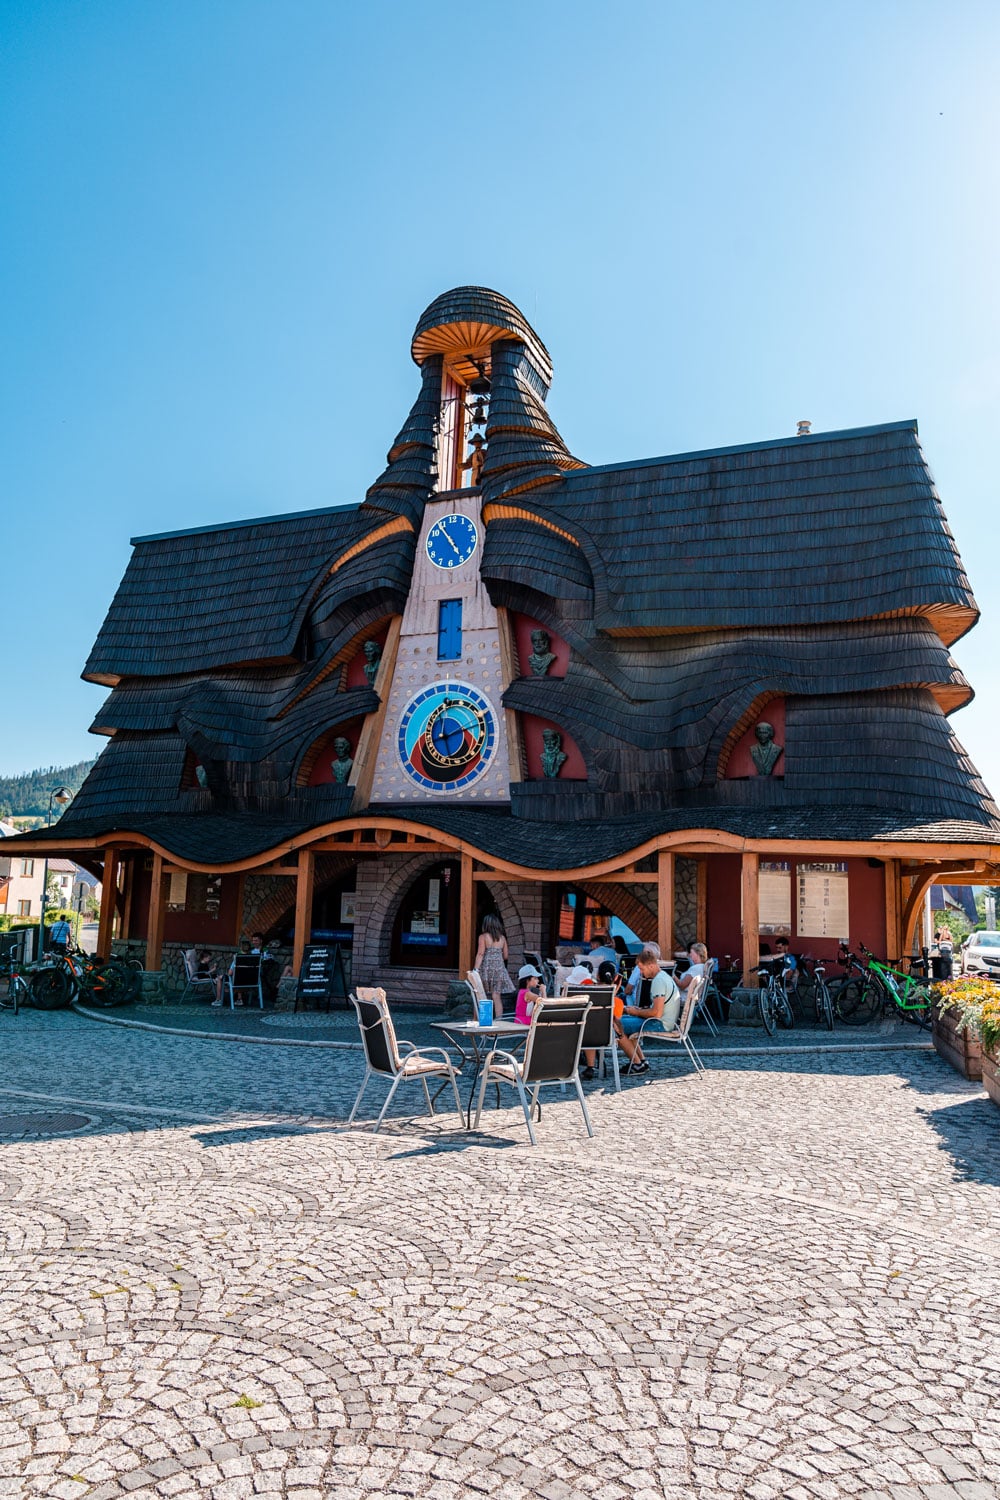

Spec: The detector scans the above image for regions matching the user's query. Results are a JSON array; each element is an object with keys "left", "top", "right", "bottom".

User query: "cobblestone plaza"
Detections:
[{"left": 1, "top": 1013, "right": 999, "bottom": 1499}]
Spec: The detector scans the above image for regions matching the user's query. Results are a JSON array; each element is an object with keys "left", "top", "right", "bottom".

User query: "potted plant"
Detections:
[
  {"left": 935, "top": 978, "right": 1000, "bottom": 1104},
  {"left": 931, "top": 978, "right": 984, "bottom": 1080}
]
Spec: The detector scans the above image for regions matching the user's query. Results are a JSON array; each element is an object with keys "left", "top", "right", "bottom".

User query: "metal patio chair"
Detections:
[
  {"left": 227, "top": 953, "right": 265, "bottom": 1009},
  {"left": 181, "top": 948, "right": 217, "bottom": 1003},
  {"left": 566, "top": 983, "right": 622, "bottom": 1091},
  {"left": 690, "top": 961, "right": 721, "bottom": 1036},
  {"left": 473, "top": 997, "right": 594, "bottom": 1146},
  {"left": 633, "top": 974, "right": 707, "bottom": 1076},
  {"left": 348, "top": 987, "right": 463, "bottom": 1133}
]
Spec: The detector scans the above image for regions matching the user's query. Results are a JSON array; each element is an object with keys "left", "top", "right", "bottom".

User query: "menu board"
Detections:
[
  {"left": 759, "top": 861, "right": 791, "bottom": 934},
  {"left": 797, "top": 863, "right": 849, "bottom": 939},
  {"left": 296, "top": 943, "right": 348, "bottom": 1010}
]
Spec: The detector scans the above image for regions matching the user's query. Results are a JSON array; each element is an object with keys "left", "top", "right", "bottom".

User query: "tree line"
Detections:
[{"left": 0, "top": 760, "right": 95, "bottom": 820}]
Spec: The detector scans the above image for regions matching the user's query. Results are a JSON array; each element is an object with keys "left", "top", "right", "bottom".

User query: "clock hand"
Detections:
[{"left": 442, "top": 526, "right": 462, "bottom": 557}]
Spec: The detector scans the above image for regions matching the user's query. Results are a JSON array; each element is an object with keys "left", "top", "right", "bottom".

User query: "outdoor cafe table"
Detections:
[{"left": 430, "top": 1018, "right": 530, "bottom": 1130}]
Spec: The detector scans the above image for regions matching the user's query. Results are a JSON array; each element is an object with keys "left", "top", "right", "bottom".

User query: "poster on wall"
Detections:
[
  {"left": 410, "top": 911, "right": 440, "bottom": 935},
  {"left": 797, "top": 862, "right": 849, "bottom": 938},
  {"left": 166, "top": 871, "right": 188, "bottom": 912},
  {"left": 758, "top": 861, "right": 791, "bottom": 934},
  {"left": 427, "top": 879, "right": 441, "bottom": 913},
  {"left": 340, "top": 893, "right": 357, "bottom": 924}
]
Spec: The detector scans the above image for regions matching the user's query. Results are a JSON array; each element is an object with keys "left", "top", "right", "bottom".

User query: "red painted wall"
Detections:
[
  {"left": 511, "top": 614, "right": 570, "bottom": 678},
  {"left": 706, "top": 854, "right": 888, "bottom": 964},
  {"left": 520, "top": 714, "right": 588, "bottom": 781},
  {"left": 127, "top": 860, "right": 240, "bottom": 947},
  {"left": 164, "top": 874, "right": 241, "bottom": 946},
  {"left": 725, "top": 699, "right": 786, "bottom": 778}
]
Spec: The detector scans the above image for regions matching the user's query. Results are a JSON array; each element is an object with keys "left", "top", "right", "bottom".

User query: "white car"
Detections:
[{"left": 961, "top": 931, "right": 1000, "bottom": 977}]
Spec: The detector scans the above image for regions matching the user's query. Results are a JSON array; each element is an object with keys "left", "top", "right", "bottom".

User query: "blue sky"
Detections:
[{"left": 2, "top": 0, "right": 998, "bottom": 797}]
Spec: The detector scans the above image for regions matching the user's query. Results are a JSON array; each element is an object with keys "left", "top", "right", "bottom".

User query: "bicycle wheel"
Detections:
[
  {"left": 834, "top": 979, "right": 878, "bottom": 1025},
  {"left": 30, "top": 968, "right": 71, "bottom": 1010},
  {"left": 758, "top": 984, "right": 776, "bottom": 1036},
  {"left": 816, "top": 979, "right": 834, "bottom": 1031},
  {"left": 89, "top": 962, "right": 132, "bottom": 1007}
]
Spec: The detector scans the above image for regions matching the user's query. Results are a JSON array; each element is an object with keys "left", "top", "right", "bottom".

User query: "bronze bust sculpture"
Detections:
[
  {"left": 541, "top": 728, "right": 567, "bottom": 779},
  {"left": 330, "top": 737, "right": 354, "bottom": 784},
  {"left": 750, "top": 721, "right": 783, "bottom": 776},
  {"left": 362, "top": 640, "right": 382, "bottom": 689},
  {"left": 528, "top": 628, "right": 556, "bottom": 677}
]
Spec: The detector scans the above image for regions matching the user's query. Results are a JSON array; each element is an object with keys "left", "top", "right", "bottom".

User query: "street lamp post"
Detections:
[{"left": 36, "top": 786, "right": 73, "bottom": 962}]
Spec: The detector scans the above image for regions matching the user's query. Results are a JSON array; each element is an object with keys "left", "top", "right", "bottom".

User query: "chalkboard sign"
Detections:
[{"left": 295, "top": 944, "right": 348, "bottom": 1012}]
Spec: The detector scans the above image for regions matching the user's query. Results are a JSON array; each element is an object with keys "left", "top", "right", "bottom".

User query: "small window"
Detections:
[
  {"left": 17, "top": 899, "right": 31, "bottom": 917},
  {"left": 21, "top": 859, "right": 34, "bottom": 877},
  {"left": 437, "top": 599, "right": 463, "bottom": 660}
]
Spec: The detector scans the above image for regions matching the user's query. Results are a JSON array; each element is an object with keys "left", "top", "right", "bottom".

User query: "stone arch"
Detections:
[{"left": 354, "top": 852, "right": 450, "bottom": 977}]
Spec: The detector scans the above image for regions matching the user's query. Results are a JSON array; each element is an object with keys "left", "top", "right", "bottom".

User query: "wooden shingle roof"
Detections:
[
  {"left": 84, "top": 504, "right": 373, "bottom": 683},
  {"left": 482, "top": 421, "right": 977, "bottom": 644}
]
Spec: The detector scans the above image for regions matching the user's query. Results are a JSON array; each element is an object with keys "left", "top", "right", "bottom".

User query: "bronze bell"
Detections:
[{"left": 469, "top": 396, "right": 488, "bottom": 427}]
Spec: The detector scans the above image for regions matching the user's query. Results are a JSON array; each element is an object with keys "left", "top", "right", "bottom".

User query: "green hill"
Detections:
[{"left": 0, "top": 760, "right": 96, "bottom": 821}]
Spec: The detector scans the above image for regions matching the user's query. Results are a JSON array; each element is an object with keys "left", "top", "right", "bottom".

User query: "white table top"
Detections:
[{"left": 431, "top": 1019, "right": 528, "bottom": 1037}]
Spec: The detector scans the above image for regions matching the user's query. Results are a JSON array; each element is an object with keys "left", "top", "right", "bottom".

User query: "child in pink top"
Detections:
[{"left": 514, "top": 965, "right": 545, "bottom": 1025}]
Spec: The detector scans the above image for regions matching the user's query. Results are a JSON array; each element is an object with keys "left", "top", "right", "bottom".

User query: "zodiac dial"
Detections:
[{"left": 397, "top": 682, "right": 497, "bottom": 792}]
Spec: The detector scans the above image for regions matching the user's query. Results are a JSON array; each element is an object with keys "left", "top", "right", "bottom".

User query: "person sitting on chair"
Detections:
[{"left": 615, "top": 947, "right": 681, "bottom": 1075}]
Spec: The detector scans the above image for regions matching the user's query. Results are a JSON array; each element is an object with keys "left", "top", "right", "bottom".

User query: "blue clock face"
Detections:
[
  {"left": 426, "top": 512, "right": 478, "bottom": 570},
  {"left": 397, "top": 681, "right": 497, "bottom": 793}
]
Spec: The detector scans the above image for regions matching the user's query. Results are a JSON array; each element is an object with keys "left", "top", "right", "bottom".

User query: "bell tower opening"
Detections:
[{"left": 436, "top": 354, "right": 490, "bottom": 492}]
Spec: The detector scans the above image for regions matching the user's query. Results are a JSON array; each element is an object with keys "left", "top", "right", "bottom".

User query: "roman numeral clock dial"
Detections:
[{"left": 426, "top": 513, "right": 478, "bottom": 569}]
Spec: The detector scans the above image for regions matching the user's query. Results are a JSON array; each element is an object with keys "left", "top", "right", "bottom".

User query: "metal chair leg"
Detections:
[
  {"left": 421, "top": 1076, "right": 435, "bottom": 1116},
  {"left": 610, "top": 1040, "right": 622, "bottom": 1092},
  {"left": 373, "top": 1073, "right": 403, "bottom": 1132},
  {"left": 347, "top": 1069, "right": 371, "bottom": 1125},
  {"left": 574, "top": 1074, "right": 595, "bottom": 1138},
  {"left": 473, "top": 1065, "right": 492, "bottom": 1129},
  {"left": 449, "top": 1069, "right": 464, "bottom": 1123},
  {"left": 514, "top": 1073, "right": 537, "bottom": 1146}
]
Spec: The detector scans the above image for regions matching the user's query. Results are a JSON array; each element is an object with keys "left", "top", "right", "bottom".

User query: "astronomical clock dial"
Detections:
[
  {"left": 425, "top": 512, "right": 478, "bottom": 569},
  {"left": 397, "top": 682, "right": 497, "bottom": 792}
]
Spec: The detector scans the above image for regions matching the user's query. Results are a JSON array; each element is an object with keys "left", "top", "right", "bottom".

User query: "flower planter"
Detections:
[
  {"left": 982, "top": 1047, "right": 1000, "bottom": 1109},
  {"left": 932, "top": 1001, "right": 983, "bottom": 1081}
]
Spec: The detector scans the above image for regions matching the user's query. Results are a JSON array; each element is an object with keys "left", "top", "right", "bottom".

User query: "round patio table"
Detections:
[{"left": 431, "top": 1018, "right": 530, "bottom": 1129}]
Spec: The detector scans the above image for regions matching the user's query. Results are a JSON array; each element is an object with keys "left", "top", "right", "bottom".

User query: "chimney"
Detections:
[{"left": 796, "top": 420, "right": 812, "bottom": 437}]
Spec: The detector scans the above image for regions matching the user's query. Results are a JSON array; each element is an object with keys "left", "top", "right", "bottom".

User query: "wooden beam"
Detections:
[
  {"left": 696, "top": 858, "right": 708, "bottom": 941},
  {"left": 350, "top": 615, "right": 402, "bottom": 813},
  {"left": 884, "top": 859, "right": 900, "bottom": 963},
  {"left": 146, "top": 852, "right": 166, "bottom": 973},
  {"left": 292, "top": 849, "right": 315, "bottom": 978},
  {"left": 459, "top": 853, "right": 475, "bottom": 975},
  {"left": 120, "top": 854, "right": 134, "bottom": 941},
  {"left": 96, "top": 847, "right": 119, "bottom": 957},
  {"left": 741, "top": 852, "right": 759, "bottom": 987},
  {"left": 657, "top": 851, "right": 674, "bottom": 956},
  {"left": 233, "top": 873, "right": 246, "bottom": 944}
]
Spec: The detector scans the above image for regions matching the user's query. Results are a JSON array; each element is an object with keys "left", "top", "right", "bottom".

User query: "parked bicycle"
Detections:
[
  {"left": 33, "top": 944, "right": 139, "bottom": 1008},
  {"left": 800, "top": 957, "right": 834, "bottom": 1030},
  {"left": 752, "top": 962, "right": 795, "bottom": 1035},
  {"left": 833, "top": 943, "right": 932, "bottom": 1029},
  {"left": 1, "top": 954, "right": 30, "bottom": 1016}
]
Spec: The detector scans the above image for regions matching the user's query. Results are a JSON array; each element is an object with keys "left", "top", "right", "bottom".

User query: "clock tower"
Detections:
[{"left": 368, "top": 307, "right": 510, "bottom": 803}]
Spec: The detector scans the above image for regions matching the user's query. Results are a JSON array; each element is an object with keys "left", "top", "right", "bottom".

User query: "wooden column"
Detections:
[
  {"left": 740, "top": 851, "right": 759, "bottom": 986},
  {"left": 96, "top": 847, "right": 119, "bottom": 957},
  {"left": 884, "top": 859, "right": 900, "bottom": 962},
  {"left": 459, "top": 852, "right": 475, "bottom": 975},
  {"left": 657, "top": 851, "right": 674, "bottom": 957},
  {"left": 233, "top": 873, "right": 246, "bottom": 943},
  {"left": 146, "top": 852, "right": 166, "bottom": 972},
  {"left": 121, "top": 855, "right": 134, "bottom": 940},
  {"left": 292, "top": 848, "right": 315, "bottom": 977}
]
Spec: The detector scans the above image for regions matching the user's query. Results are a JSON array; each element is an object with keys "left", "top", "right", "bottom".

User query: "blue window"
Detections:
[{"left": 437, "top": 599, "right": 463, "bottom": 660}]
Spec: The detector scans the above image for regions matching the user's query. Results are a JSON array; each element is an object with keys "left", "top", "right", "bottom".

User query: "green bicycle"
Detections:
[{"left": 839, "top": 936, "right": 935, "bottom": 1032}]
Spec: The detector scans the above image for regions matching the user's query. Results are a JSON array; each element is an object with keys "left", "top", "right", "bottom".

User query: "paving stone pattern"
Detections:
[{"left": 1, "top": 1009, "right": 998, "bottom": 1499}]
